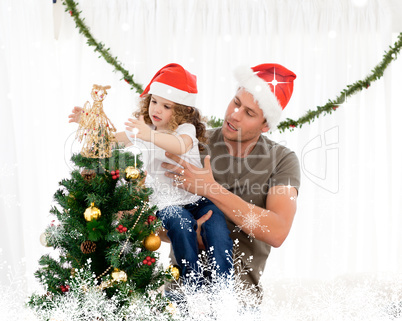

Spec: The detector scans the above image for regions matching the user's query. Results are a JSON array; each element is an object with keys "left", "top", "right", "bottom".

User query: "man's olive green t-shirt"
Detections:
[{"left": 200, "top": 128, "right": 301, "bottom": 291}]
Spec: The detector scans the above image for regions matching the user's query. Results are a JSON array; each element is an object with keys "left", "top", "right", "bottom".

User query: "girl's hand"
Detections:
[
  {"left": 125, "top": 115, "right": 152, "bottom": 142},
  {"left": 68, "top": 106, "right": 83, "bottom": 123}
]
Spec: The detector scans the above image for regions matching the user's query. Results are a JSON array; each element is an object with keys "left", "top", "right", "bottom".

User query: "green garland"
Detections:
[
  {"left": 277, "top": 32, "right": 402, "bottom": 132},
  {"left": 61, "top": 0, "right": 402, "bottom": 132},
  {"left": 62, "top": 0, "right": 143, "bottom": 93}
]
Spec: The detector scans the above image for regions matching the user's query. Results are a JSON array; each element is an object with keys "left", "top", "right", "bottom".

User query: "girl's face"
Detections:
[{"left": 148, "top": 95, "right": 175, "bottom": 130}]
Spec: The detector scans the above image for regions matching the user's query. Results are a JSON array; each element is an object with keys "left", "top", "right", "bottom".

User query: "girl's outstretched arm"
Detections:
[{"left": 125, "top": 116, "right": 193, "bottom": 155}]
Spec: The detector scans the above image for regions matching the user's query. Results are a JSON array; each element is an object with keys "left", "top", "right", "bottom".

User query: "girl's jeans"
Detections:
[{"left": 157, "top": 197, "right": 233, "bottom": 283}]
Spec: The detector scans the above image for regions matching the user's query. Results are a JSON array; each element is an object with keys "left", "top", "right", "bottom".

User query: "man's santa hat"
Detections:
[
  {"left": 140, "top": 63, "right": 197, "bottom": 107},
  {"left": 234, "top": 63, "right": 296, "bottom": 131}
]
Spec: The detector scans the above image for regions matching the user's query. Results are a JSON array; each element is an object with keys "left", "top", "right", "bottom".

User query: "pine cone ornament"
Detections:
[
  {"left": 80, "top": 240, "right": 96, "bottom": 254},
  {"left": 81, "top": 169, "right": 96, "bottom": 182}
]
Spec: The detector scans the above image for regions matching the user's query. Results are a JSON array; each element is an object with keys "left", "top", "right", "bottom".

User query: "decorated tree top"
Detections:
[{"left": 76, "top": 84, "right": 117, "bottom": 158}]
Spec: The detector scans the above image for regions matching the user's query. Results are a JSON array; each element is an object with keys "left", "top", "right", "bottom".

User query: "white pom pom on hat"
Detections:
[{"left": 234, "top": 63, "right": 296, "bottom": 131}]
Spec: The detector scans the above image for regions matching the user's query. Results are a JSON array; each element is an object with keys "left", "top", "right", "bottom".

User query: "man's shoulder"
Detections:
[
  {"left": 206, "top": 127, "right": 222, "bottom": 140},
  {"left": 257, "top": 134, "right": 299, "bottom": 165},
  {"left": 206, "top": 127, "right": 222, "bottom": 138}
]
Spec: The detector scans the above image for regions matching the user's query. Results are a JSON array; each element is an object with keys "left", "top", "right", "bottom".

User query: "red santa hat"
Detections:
[
  {"left": 140, "top": 63, "right": 197, "bottom": 107},
  {"left": 234, "top": 63, "right": 296, "bottom": 130}
]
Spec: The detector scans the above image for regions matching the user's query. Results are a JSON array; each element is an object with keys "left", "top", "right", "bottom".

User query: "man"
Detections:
[{"left": 162, "top": 63, "right": 300, "bottom": 293}]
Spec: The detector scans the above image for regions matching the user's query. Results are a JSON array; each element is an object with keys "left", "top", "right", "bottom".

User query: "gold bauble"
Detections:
[
  {"left": 144, "top": 232, "right": 161, "bottom": 251},
  {"left": 84, "top": 202, "right": 101, "bottom": 221},
  {"left": 98, "top": 280, "right": 112, "bottom": 290},
  {"left": 166, "top": 302, "right": 177, "bottom": 315},
  {"left": 111, "top": 268, "right": 127, "bottom": 282},
  {"left": 167, "top": 265, "right": 180, "bottom": 281},
  {"left": 125, "top": 166, "right": 140, "bottom": 180}
]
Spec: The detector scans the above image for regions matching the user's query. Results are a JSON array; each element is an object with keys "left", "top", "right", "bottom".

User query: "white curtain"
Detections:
[{"left": 1, "top": 0, "right": 401, "bottom": 316}]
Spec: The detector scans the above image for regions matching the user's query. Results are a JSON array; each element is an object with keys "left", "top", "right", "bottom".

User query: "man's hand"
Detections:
[
  {"left": 157, "top": 210, "right": 213, "bottom": 250},
  {"left": 162, "top": 153, "right": 217, "bottom": 198},
  {"left": 196, "top": 210, "right": 212, "bottom": 250},
  {"left": 125, "top": 115, "right": 152, "bottom": 142},
  {"left": 68, "top": 106, "right": 83, "bottom": 123}
]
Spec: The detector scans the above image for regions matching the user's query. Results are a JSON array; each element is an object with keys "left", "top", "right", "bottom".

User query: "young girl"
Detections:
[{"left": 69, "top": 63, "right": 233, "bottom": 283}]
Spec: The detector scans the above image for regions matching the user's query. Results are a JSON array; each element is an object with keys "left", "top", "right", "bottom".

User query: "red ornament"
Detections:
[
  {"left": 124, "top": 79, "right": 130, "bottom": 84},
  {"left": 147, "top": 215, "right": 157, "bottom": 224},
  {"left": 117, "top": 224, "right": 127, "bottom": 233},
  {"left": 143, "top": 256, "right": 155, "bottom": 266},
  {"left": 69, "top": 10, "right": 73, "bottom": 16},
  {"left": 60, "top": 285, "right": 70, "bottom": 293},
  {"left": 290, "top": 125, "right": 296, "bottom": 128},
  {"left": 111, "top": 170, "right": 120, "bottom": 179}
]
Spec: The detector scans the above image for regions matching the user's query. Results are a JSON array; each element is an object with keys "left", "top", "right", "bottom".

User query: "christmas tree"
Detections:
[{"left": 28, "top": 85, "right": 177, "bottom": 320}]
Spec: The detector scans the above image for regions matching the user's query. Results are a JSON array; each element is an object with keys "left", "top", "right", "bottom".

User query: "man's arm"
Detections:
[
  {"left": 206, "top": 183, "right": 297, "bottom": 247},
  {"left": 163, "top": 153, "right": 297, "bottom": 247}
]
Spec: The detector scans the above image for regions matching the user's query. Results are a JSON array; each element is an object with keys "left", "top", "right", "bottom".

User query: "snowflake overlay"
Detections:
[
  {"left": 149, "top": 176, "right": 202, "bottom": 232},
  {"left": 234, "top": 203, "right": 270, "bottom": 240},
  {"left": 167, "top": 240, "right": 263, "bottom": 321}
]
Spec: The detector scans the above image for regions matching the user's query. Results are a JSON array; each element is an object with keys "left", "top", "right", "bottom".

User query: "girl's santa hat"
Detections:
[
  {"left": 140, "top": 63, "right": 197, "bottom": 107},
  {"left": 234, "top": 63, "right": 296, "bottom": 131}
]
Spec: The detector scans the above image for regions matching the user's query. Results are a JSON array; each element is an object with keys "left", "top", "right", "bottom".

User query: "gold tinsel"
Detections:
[{"left": 76, "top": 84, "right": 116, "bottom": 158}]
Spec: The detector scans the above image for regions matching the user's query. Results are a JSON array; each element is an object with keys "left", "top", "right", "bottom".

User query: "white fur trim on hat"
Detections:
[
  {"left": 149, "top": 82, "right": 197, "bottom": 107},
  {"left": 234, "top": 65, "right": 282, "bottom": 131}
]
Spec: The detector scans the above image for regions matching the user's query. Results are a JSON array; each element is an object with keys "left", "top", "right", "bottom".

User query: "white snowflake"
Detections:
[
  {"left": 29, "top": 260, "right": 174, "bottom": 321},
  {"left": 167, "top": 242, "right": 263, "bottom": 320},
  {"left": 42, "top": 221, "right": 85, "bottom": 249},
  {"left": 149, "top": 176, "right": 201, "bottom": 232},
  {"left": 234, "top": 203, "right": 270, "bottom": 240}
]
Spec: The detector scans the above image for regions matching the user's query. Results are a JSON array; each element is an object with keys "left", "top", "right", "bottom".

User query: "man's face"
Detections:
[{"left": 222, "top": 88, "right": 269, "bottom": 143}]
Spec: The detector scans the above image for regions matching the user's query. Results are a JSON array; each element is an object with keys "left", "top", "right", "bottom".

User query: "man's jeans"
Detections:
[{"left": 157, "top": 197, "right": 233, "bottom": 282}]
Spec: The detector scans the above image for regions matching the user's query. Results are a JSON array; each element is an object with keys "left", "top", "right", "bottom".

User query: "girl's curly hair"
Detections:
[{"left": 134, "top": 94, "right": 207, "bottom": 151}]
